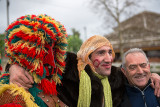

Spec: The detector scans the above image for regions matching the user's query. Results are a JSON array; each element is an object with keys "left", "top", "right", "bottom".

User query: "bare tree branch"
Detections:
[{"left": 88, "top": 0, "right": 144, "bottom": 59}]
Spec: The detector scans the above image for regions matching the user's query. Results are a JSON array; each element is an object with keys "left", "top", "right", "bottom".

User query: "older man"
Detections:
[{"left": 120, "top": 48, "right": 160, "bottom": 107}]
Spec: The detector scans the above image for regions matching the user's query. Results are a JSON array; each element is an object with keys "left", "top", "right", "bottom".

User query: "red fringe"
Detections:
[
  {"left": 36, "top": 49, "right": 45, "bottom": 60},
  {"left": 0, "top": 66, "right": 2, "bottom": 71},
  {"left": 34, "top": 63, "right": 44, "bottom": 77},
  {"left": 19, "top": 58, "right": 30, "bottom": 69},
  {"left": 18, "top": 15, "right": 36, "bottom": 20},
  {"left": 0, "top": 73, "right": 9, "bottom": 78},
  {"left": 19, "top": 16, "right": 25, "bottom": 19},
  {"left": 38, "top": 79, "right": 57, "bottom": 95},
  {"left": 13, "top": 31, "right": 41, "bottom": 44},
  {"left": 30, "top": 15, "right": 37, "bottom": 19},
  {"left": 55, "top": 57, "right": 65, "bottom": 67},
  {"left": 36, "top": 22, "right": 57, "bottom": 41},
  {"left": 27, "top": 47, "right": 36, "bottom": 59},
  {"left": 6, "top": 20, "right": 30, "bottom": 31},
  {"left": 57, "top": 67, "right": 63, "bottom": 75},
  {"left": 55, "top": 49, "right": 66, "bottom": 55},
  {"left": 0, "top": 104, "right": 22, "bottom": 107},
  {"left": 44, "top": 67, "right": 50, "bottom": 76},
  {"left": 37, "top": 18, "right": 59, "bottom": 40},
  {"left": 39, "top": 65, "right": 44, "bottom": 76}
]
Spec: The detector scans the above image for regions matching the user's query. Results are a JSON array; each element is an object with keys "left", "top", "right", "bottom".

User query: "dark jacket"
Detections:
[
  {"left": 118, "top": 79, "right": 160, "bottom": 107},
  {"left": 56, "top": 52, "right": 125, "bottom": 107}
]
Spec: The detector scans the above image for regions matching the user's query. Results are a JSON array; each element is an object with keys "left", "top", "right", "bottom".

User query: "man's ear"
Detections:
[{"left": 121, "top": 67, "right": 127, "bottom": 76}]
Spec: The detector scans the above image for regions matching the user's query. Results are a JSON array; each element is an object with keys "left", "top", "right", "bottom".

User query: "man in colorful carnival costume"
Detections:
[
  {"left": 119, "top": 48, "right": 160, "bottom": 107},
  {"left": 7, "top": 35, "right": 160, "bottom": 107},
  {"left": 0, "top": 14, "right": 68, "bottom": 107}
]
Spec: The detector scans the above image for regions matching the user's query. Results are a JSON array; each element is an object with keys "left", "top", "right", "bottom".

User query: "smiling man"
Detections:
[
  {"left": 120, "top": 48, "right": 160, "bottom": 107},
  {"left": 90, "top": 45, "right": 113, "bottom": 76},
  {"left": 76, "top": 35, "right": 114, "bottom": 107}
]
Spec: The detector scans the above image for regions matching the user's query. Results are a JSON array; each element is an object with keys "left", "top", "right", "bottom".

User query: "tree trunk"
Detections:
[{"left": 118, "top": 21, "right": 124, "bottom": 61}]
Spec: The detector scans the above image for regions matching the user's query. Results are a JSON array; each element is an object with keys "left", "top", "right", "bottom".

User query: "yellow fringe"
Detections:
[
  {"left": 0, "top": 80, "right": 5, "bottom": 84},
  {"left": 31, "top": 72, "right": 41, "bottom": 83},
  {"left": 0, "top": 84, "right": 38, "bottom": 107},
  {"left": 52, "top": 74, "right": 61, "bottom": 85},
  {"left": 8, "top": 25, "right": 44, "bottom": 40}
]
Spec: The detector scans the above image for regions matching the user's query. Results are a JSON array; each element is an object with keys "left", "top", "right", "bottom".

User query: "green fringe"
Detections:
[
  {"left": 29, "top": 84, "right": 47, "bottom": 107},
  {"left": 11, "top": 36, "right": 21, "bottom": 43},
  {"left": 0, "top": 72, "right": 10, "bottom": 84}
]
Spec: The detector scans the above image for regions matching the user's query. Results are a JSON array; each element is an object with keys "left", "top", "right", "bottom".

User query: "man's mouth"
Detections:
[
  {"left": 102, "top": 64, "right": 111, "bottom": 69},
  {"left": 134, "top": 75, "right": 146, "bottom": 80}
]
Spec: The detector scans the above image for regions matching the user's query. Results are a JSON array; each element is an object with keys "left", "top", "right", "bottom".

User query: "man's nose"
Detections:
[
  {"left": 136, "top": 66, "right": 143, "bottom": 73},
  {"left": 104, "top": 53, "right": 112, "bottom": 61}
]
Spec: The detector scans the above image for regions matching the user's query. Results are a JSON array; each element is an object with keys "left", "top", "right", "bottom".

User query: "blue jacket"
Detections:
[{"left": 118, "top": 79, "right": 160, "bottom": 107}]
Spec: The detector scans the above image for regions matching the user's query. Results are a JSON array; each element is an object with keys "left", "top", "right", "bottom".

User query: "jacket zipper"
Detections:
[
  {"left": 142, "top": 91, "right": 147, "bottom": 107},
  {"left": 134, "top": 83, "right": 151, "bottom": 107}
]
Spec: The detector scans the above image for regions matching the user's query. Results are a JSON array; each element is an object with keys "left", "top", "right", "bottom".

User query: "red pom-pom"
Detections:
[{"left": 38, "top": 79, "right": 57, "bottom": 95}]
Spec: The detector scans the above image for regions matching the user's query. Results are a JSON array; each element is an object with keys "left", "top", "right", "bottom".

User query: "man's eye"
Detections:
[
  {"left": 129, "top": 65, "right": 136, "bottom": 70},
  {"left": 140, "top": 63, "right": 147, "bottom": 68},
  {"left": 97, "top": 51, "right": 105, "bottom": 55},
  {"left": 108, "top": 50, "right": 112, "bottom": 55}
]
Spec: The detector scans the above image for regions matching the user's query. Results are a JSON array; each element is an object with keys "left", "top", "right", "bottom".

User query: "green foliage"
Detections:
[
  {"left": 71, "top": 28, "right": 80, "bottom": 38},
  {"left": 67, "top": 35, "right": 82, "bottom": 53},
  {"left": 0, "top": 34, "right": 5, "bottom": 56},
  {"left": 67, "top": 28, "right": 83, "bottom": 53}
]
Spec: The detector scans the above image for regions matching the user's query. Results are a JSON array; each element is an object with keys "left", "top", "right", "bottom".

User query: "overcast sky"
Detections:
[{"left": 0, "top": 0, "right": 160, "bottom": 41}]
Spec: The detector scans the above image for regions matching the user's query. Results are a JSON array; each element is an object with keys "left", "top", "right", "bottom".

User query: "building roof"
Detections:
[
  {"left": 105, "top": 11, "right": 160, "bottom": 52},
  {"left": 113, "top": 11, "right": 160, "bottom": 32}
]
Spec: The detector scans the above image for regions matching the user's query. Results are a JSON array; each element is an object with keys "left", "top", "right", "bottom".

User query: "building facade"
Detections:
[{"left": 105, "top": 11, "right": 160, "bottom": 63}]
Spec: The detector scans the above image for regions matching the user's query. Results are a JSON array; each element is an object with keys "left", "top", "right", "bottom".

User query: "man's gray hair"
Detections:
[{"left": 121, "top": 48, "right": 149, "bottom": 70}]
